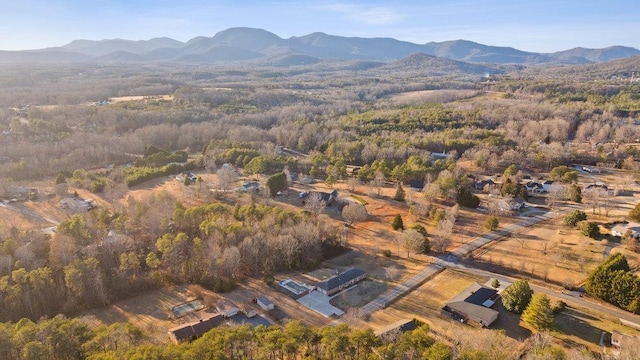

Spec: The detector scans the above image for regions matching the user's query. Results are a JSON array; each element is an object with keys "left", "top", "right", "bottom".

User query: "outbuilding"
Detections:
[{"left": 257, "top": 296, "right": 275, "bottom": 311}]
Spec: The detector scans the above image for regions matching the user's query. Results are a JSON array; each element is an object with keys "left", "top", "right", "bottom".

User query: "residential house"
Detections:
[
  {"left": 5, "top": 186, "right": 37, "bottom": 200},
  {"left": 441, "top": 283, "right": 500, "bottom": 328},
  {"left": 300, "top": 176, "right": 314, "bottom": 184},
  {"left": 542, "top": 180, "right": 554, "bottom": 192},
  {"left": 175, "top": 173, "right": 196, "bottom": 182},
  {"left": 302, "top": 190, "right": 339, "bottom": 206},
  {"left": 241, "top": 302, "right": 258, "bottom": 318},
  {"left": 512, "top": 197, "right": 526, "bottom": 211},
  {"left": 475, "top": 179, "right": 495, "bottom": 192},
  {"left": 525, "top": 181, "right": 543, "bottom": 193},
  {"left": 431, "top": 150, "right": 453, "bottom": 160},
  {"left": 315, "top": 268, "right": 367, "bottom": 296},
  {"left": 60, "top": 197, "right": 93, "bottom": 211},
  {"left": 238, "top": 181, "right": 260, "bottom": 192},
  {"left": 216, "top": 299, "right": 239, "bottom": 318},
  {"left": 409, "top": 179, "right": 424, "bottom": 191},
  {"left": 611, "top": 222, "right": 640, "bottom": 238},
  {"left": 584, "top": 183, "right": 609, "bottom": 192},
  {"left": 168, "top": 314, "right": 225, "bottom": 344},
  {"left": 611, "top": 331, "right": 640, "bottom": 353},
  {"left": 497, "top": 197, "right": 525, "bottom": 213},
  {"left": 257, "top": 296, "right": 275, "bottom": 311}
]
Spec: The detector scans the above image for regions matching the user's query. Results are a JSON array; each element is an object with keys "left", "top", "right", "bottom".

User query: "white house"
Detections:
[
  {"left": 238, "top": 182, "right": 260, "bottom": 192},
  {"left": 216, "top": 299, "right": 239, "bottom": 318},
  {"left": 611, "top": 222, "right": 640, "bottom": 238},
  {"left": 257, "top": 296, "right": 274, "bottom": 311},
  {"left": 525, "top": 181, "right": 543, "bottom": 193}
]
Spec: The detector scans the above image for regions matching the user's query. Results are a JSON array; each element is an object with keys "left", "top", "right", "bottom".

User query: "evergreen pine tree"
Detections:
[
  {"left": 501, "top": 279, "right": 533, "bottom": 314},
  {"left": 391, "top": 214, "right": 404, "bottom": 231},
  {"left": 522, "top": 293, "right": 554, "bottom": 331},
  {"left": 394, "top": 183, "right": 406, "bottom": 201}
]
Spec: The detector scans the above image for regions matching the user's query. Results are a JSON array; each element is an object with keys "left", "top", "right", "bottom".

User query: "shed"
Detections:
[
  {"left": 257, "top": 296, "right": 274, "bottom": 311},
  {"left": 216, "top": 299, "right": 239, "bottom": 318}
]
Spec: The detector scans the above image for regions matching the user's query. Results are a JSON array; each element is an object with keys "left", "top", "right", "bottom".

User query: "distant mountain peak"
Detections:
[{"left": 1, "top": 27, "right": 638, "bottom": 66}]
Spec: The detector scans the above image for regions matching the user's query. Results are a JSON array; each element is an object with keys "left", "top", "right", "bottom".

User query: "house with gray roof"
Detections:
[
  {"left": 315, "top": 268, "right": 366, "bottom": 296},
  {"left": 441, "top": 283, "right": 500, "bottom": 328},
  {"left": 611, "top": 222, "right": 640, "bottom": 238}
]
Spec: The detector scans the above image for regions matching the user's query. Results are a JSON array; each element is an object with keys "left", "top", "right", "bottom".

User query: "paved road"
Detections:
[
  {"left": 447, "top": 261, "right": 640, "bottom": 328},
  {"left": 357, "top": 201, "right": 640, "bottom": 328},
  {"left": 359, "top": 210, "right": 560, "bottom": 316},
  {"left": 451, "top": 210, "right": 557, "bottom": 258}
]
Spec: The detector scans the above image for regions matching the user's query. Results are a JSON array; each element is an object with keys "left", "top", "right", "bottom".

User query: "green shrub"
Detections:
[
  {"left": 484, "top": 216, "right": 499, "bottom": 231},
  {"left": 563, "top": 210, "right": 587, "bottom": 226},
  {"left": 581, "top": 221, "right": 600, "bottom": 239}
]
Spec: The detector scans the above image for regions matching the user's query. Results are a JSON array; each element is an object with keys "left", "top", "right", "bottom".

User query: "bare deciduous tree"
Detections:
[
  {"left": 547, "top": 183, "right": 568, "bottom": 208},
  {"left": 217, "top": 165, "right": 238, "bottom": 193},
  {"left": 432, "top": 219, "right": 454, "bottom": 252},
  {"left": 423, "top": 183, "right": 440, "bottom": 205},
  {"left": 583, "top": 187, "right": 610, "bottom": 215},
  {"left": 373, "top": 171, "right": 385, "bottom": 198},
  {"left": 342, "top": 203, "right": 368, "bottom": 225},
  {"left": 304, "top": 192, "right": 325, "bottom": 217},
  {"left": 346, "top": 177, "right": 360, "bottom": 192},
  {"left": 401, "top": 229, "right": 426, "bottom": 258}
]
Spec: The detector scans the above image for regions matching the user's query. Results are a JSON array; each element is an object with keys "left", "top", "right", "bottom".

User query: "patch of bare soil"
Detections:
[{"left": 108, "top": 95, "right": 173, "bottom": 103}]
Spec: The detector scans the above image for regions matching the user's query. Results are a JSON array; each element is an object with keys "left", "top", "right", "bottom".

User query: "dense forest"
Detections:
[{"left": 3, "top": 315, "right": 630, "bottom": 360}]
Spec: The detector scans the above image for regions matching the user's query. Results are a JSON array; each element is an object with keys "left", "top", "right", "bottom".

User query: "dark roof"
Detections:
[
  {"left": 314, "top": 190, "right": 339, "bottom": 202},
  {"left": 169, "top": 314, "right": 225, "bottom": 342},
  {"left": 444, "top": 283, "right": 500, "bottom": 326},
  {"left": 526, "top": 181, "right": 542, "bottom": 188},
  {"left": 226, "top": 313, "right": 272, "bottom": 327},
  {"left": 585, "top": 183, "right": 608, "bottom": 190},
  {"left": 475, "top": 179, "right": 495, "bottom": 189},
  {"left": 410, "top": 180, "right": 424, "bottom": 190},
  {"left": 464, "top": 287, "right": 498, "bottom": 306},
  {"left": 374, "top": 319, "right": 418, "bottom": 337},
  {"left": 316, "top": 268, "right": 366, "bottom": 292},
  {"left": 257, "top": 296, "right": 273, "bottom": 306}
]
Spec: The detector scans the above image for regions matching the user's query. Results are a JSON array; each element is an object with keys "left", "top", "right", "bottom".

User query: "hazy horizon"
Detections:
[{"left": 1, "top": 0, "right": 639, "bottom": 52}]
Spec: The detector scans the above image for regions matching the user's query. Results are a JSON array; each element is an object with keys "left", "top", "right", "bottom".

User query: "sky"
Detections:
[{"left": 1, "top": 0, "right": 639, "bottom": 52}]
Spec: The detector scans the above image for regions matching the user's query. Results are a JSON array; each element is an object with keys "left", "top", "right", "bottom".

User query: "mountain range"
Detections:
[{"left": 1, "top": 27, "right": 638, "bottom": 66}]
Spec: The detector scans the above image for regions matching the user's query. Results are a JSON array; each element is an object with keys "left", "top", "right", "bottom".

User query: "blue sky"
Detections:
[{"left": 1, "top": 0, "right": 638, "bottom": 52}]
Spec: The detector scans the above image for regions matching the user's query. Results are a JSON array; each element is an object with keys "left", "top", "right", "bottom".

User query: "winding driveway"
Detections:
[
  {"left": 358, "top": 203, "right": 640, "bottom": 328},
  {"left": 359, "top": 210, "right": 559, "bottom": 316}
]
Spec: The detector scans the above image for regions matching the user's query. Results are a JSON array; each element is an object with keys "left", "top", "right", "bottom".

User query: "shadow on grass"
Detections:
[
  {"left": 492, "top": 301, "right": 532, "bottom": 341},
  {"left": 554, "top": 307, "right": 603, "bottom": 345}
]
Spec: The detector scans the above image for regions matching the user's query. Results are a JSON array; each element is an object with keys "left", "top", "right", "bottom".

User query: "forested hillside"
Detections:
[{"left": 1, "top": 53, "right": 640, "bottom": 359}]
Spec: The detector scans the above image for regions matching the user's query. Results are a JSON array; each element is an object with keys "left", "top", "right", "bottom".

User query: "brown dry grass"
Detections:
[
  {"left": 345, "top": 269, "right": 489, "bottom": 334},
  {"left": 0, "top": 206, "right": 35, "bottom": 229},
  {"left": 108, "top": 95, "right": 173, "bottom": 103}
]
